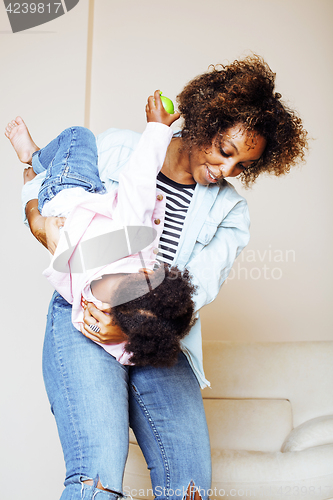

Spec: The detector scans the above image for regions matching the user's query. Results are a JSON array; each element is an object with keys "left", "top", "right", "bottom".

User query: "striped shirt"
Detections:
[{"left": 156, "top": 172, "right": 196, "bottom": 265}]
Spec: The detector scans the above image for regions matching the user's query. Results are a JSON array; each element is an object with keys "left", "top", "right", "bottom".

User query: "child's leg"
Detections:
[{"left": 36, "top": 126, "right": 106, "bottom": 213}]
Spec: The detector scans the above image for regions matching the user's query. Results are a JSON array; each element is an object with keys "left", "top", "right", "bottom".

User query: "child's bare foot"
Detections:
[{"left": 4, "top": 116, "right": 39, "bottom": 165}]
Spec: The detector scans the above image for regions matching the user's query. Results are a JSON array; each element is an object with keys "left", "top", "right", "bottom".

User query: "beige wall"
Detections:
[
  {"left": 1, "top": 0, "right": 332, "bottom": 498},
  {"left": 89, "top": 0, "right": 333, "bottom": 342},
  {"left": 0, "top": 1, "right": 90, "bottom": 498}
]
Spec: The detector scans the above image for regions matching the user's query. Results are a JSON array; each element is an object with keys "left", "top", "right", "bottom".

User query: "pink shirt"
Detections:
[{"left": 43, "top": 122, "right": 173, "bottom": 363}]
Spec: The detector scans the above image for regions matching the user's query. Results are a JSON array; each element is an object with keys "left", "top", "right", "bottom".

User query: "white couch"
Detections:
[{"left": 124, "top": 341, "right": 333, "bottom": 500}]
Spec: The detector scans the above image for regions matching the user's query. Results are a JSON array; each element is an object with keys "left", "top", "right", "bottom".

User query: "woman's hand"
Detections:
[
  {"left": 44, "top": 216, "right": 66, "bottom": 254},
  {"left": 80, "top": 299, "right": 128, "bottom": 344},
  {"left": 26, "top": 199, "right": 66, "bottom": 254}
]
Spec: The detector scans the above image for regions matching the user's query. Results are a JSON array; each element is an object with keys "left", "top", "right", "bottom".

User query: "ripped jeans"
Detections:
[{"left": 43, "top": 292, "right": 212, "bottom": 500}]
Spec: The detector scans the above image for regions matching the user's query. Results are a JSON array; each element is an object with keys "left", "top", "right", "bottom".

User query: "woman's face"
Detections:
[{"left": 188, "top": 125, "right": 267, "bottom": 186}]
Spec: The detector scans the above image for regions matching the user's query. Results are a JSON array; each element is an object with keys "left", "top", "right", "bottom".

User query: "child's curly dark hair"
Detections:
[
  {"left": 110, "top": 264, "right": 197, "bottom": 368},
  {"left": 177, "top": 54, "right": 308, "bottom": 186}
]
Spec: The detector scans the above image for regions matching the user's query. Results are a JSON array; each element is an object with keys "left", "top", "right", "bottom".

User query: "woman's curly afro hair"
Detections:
[
  {"left": 110, "top": 264, "right": 197, "bottom": 368},
  {"left": 177, "top": 54, "right": 308, "bottom": 186}
]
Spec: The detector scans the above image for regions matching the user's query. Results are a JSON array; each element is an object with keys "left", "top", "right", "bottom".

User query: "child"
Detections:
[{"left": 6, "top": 91, "right": 196, "bottom": 367}]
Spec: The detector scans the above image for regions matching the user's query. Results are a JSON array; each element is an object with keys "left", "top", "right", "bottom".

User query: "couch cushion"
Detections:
[
  {"left": 212, "top": 444, "right": 333, "bottom": 499},
  {"left": 282, "top": 415, "right": 333, "bottom": 452},
  {"left": 202, "top": 341, "right": 333, "bottom": 428},
  {"left": 204, "top": 398, "right": 292, "bottom": 452}
]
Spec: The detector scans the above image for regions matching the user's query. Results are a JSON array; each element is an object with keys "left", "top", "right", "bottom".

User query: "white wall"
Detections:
[
  {"left": 0, "top": 1, "right": 90, "bottom": 497},
  {"left": 1, "top": 0, "right": 332, "bottom": 498}
]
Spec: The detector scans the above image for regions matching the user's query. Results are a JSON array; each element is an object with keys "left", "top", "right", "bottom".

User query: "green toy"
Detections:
[{"left": 159, "top": 92, "right": 174, "bottom": 114}]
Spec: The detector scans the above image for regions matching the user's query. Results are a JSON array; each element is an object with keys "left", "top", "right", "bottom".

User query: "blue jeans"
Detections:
[
  {"left": 32, "top": 126, "right": 106, "bottom": 213},
  {"left": 43, "top": 292, "right": 212, "bottom": 500},
  {"left": 39, "top": 127, "right": 212, "bottom": 499}
]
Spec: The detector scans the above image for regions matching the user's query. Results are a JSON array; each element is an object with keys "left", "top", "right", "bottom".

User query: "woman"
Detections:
[{"left": 14, "top": 55, "right": 307, "bottom": 500}]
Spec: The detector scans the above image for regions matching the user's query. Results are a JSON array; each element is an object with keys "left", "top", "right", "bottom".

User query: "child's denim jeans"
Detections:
[{"left": 32, "top": 126, "right": 106, "bottom": 213}]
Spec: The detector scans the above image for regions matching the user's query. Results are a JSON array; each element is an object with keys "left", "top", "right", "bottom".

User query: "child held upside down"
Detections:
[{"left": 6, "top": 91, "right": 196, "bottom": 367}]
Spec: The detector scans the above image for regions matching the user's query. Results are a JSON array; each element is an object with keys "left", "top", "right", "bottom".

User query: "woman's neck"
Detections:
[{"left": 161, "top": 138, "right": 195, "bottom": 185}]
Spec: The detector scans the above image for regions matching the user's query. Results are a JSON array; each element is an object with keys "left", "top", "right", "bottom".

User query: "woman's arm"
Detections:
[
  {"left": 26, "top": 199, "right": 46, "bottom": 245},
  {"left": 26, "top": 199, "right": 66, "bottom": 255}
]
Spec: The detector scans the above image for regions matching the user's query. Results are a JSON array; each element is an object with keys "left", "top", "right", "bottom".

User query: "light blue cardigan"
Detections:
[{"left": 22, "top": 127, "right": 250, "bottom": 388}]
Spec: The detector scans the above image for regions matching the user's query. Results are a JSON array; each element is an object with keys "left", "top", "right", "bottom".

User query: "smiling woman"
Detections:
[
  {"left": 12, "top": 54, "right": 308, "bottom": 500},
  {"left": 176, "top": 54, "right": 308, "bottom": 186},
  {"left": 188, "top": 125, "right": 267, "bottom": 185}
]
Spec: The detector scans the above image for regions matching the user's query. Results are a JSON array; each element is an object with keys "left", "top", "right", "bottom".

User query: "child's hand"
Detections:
[{"left": 146, "top": 90, "right": 180, "bottom": 126}]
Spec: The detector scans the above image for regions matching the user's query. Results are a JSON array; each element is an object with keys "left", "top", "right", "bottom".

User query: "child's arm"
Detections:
[{"left": 112, "top": 91, "right": 179, "bottom": 227}]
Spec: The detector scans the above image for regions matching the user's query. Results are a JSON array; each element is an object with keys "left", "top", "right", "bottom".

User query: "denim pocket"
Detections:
[{"left": 62, "top": 166, "right": 96, "bottom": 190}]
